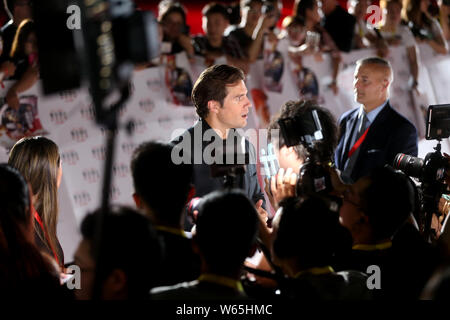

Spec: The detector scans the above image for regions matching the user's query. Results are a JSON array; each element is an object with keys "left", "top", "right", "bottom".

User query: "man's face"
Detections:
[
  {"left": 350, "top": 0, "right": 369, "bottom": 19},
  {"left": 386, "top": 2, "right": 402, "bottom": 25},
  {"left": 73, "top": 239, "right": 96, "bottom": 300},
  {"left": 306, "top": 0, "right": 322, "bottom": 24},
  {"left": 339, "top": 177, "right": 370, "bottom": 236},
  {"left": 162, "top": 12, "right": 185, "bottom": 41},
  {"left": 353, "top": 64, "right": 389, "bottom": 108},
  {"left": 203, "top": 13, "right": 228, "bottom": 40},
  {"left": 216, "top": 80, "right": 252, "bottom": 129}
]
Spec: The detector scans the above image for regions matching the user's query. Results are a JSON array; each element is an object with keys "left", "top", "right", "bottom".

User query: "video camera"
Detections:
[
  {"left": 33, "top": 0, "right": 160, "bottom": 125},
  {"left": 277, "top": 109, "right": 333, "bottom": 197},
  {"left": 393, "top": 104, "right": 450, "bottom": 240}
]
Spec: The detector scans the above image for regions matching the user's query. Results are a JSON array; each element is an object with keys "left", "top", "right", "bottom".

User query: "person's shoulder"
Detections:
[
  {"left": 339, "top": 108, "right": 358, "bottom": 123},
  {"left": 228, "top": 26, "right": 242, "bottom": 35},
  {"left": 336, "top": 5, "right": 356, "bottom": 21},
  {"left": 170, "top": 121, "right": 199, "bottom": 145},
  {"left": 0, "top": 20, "right": 14, "bottom": 34},
  {"left": 385, "top": 104, "right": 417, "bottom": 131},
  {"left": 336, "top": 269, "right": 369, "bottom": 282},
  {"left": 151, "top": 280, "right": 199, "bottom": 299}
]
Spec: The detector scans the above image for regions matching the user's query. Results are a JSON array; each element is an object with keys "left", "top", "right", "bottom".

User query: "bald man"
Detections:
[{"left": 335, "top": 57, "right": 418, "bottom": 183}]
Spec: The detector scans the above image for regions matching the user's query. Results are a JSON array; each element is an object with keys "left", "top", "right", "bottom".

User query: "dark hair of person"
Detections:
[
  {"left": 403, "top": 0, "right": 432, "bottom": 28},
  {"left": 192, "top": 64, "right": 245, "bottom": 119},
  {"left": 268, "top": 99, "right": 338, "bottom": 162},
  {"left": 130, "top": 141, "right": 193, "bottom": 226},
  {"left": 361, "top": 166, "right": 415, "bottom": 240},
  {"left": 273, "top": 196, "right": 349, "bottom": 268},
  {"left": 293, "top": 0, "right": 317, "bottom": 19},
  {"left": 8, "top": 136, "right": 62, "bottom": 266},
  {"left": 195, "top": 190, "right": 259, "bottom": 274},
  {"left": 202, "top": 2, "right": 230, "bottom": 20},
  {"left": 0, "top": 164, "right": 60, "bottom": 297},
  {"left": 158, "top": 0, "right": 187, "bottom": 24},
  {"left": 241, "top": 0, "right": 263, "bottom": 9},
  {"left": 10, "top": 18, "right": 34, "bottom": 59},
  {"left": 80, "top": 206, "right": 163, "bottom": 299}
]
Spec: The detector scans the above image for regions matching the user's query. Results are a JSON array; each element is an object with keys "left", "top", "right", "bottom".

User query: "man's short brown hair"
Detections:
[{"left": 192, "top": 64, "right": 245, "bottom": 119}]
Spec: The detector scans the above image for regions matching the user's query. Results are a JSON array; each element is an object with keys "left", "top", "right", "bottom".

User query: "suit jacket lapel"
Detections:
[{"left": 341, "top": 110, "right": 359, "bottom": 163}]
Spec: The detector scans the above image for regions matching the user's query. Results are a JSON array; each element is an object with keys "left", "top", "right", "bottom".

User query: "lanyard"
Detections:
[
  {"left": 347, "top": 126, "right": 370, "bottom": 158},
  {"left": 198, "top": 273, "right": 244, "bottom": 292},
  {"left": 33, "top": 206, "right": 60, "bottom": 266},
  {"left": 155, "top": 225, "right": 188, "bottom": 238},
  {"left": 352, "top": 241, "right": 392, "bottom": 251},
  {"left": 294, "top": 266, "right": 335, "bottom": 278}
]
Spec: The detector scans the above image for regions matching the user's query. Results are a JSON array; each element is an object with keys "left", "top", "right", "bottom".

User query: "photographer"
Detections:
[
  {"left": 265, "top": 99, "right": 338, "bottom": 211},
  {"left": 130, "top": 141, "right": 201, "bottom": 288},
  {"left": 246, "top": 100, "right": 342, "bottom": 289},
  {"left": 272, "top": 196, "right": 370, "bottom": 300},
  {"left": 158, "top": 0, "right": 195, "bottom": 58},
  {"left": 192, "top": 2, "right": 249, "bottom": 72},
  {"left": 337, "top": 166, "right": 440, "bottom": 299}
]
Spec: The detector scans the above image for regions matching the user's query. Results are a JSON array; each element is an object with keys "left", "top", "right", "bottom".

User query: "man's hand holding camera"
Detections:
[{"left": 264, "top": 167, "right": 298, "bottom": 211}]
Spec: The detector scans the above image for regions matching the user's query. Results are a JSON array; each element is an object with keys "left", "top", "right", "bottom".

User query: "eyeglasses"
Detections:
[{"left": 342, "top": 188, "right": 363, "bottom": 210}]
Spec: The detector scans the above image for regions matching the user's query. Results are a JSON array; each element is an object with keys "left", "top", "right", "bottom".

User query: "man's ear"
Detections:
[
  {"left": 207, "top": 100, "right": 221, "bottom": 114},
  {"left": 280, "top": 146, "right": 295, "bottom": 157},
  {"left": 102, "top": 269, "right": 128, "bottom": 299},
  {"left": 132, "top": 192, "right": 142, "bottom": 209},
  {"left": 382, "top": 77, "right": 390, "bottom": 89},
  {"left": 287, "top": 146, "right": 296, "bottom": 155}
]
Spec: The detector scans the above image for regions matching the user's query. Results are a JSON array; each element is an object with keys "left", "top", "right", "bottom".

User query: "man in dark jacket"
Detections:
[
  {"left": 335, "top": 57, "right": 418, "bottom": 184},
  {"left": 171, "top": 65, "right": 265, "bottom": 225}
]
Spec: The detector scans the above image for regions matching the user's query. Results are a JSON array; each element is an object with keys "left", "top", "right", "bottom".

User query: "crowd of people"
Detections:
[
  {"left": 149, "top": 0, "right": 450, "bottom": 93},
  {"left": 0, "top": 0, "right": 450, "bottom": 303}
]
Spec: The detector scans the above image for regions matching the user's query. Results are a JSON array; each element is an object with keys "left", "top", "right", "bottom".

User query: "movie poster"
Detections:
[
  {"left": 164, "top": 55, "right": 194, "bottom": 107},
  {"left": 0, "top": 95, "right": 47, "bottom": 148}
]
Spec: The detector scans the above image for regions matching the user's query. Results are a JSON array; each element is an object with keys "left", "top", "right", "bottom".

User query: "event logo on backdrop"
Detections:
[
  {"left": 50, "top": 110, "right": 68, "bottom": 125},
  {"left": 61, "top": 150, "right": 79, "bottom": 166}
]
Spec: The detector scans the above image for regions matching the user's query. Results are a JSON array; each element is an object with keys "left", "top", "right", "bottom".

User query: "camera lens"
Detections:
[{"left": 393, "top": 153, "right": 424, "bottom": 179}]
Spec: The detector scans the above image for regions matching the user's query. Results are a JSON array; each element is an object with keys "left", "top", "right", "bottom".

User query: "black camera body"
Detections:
[
  {"left": 394, "top": 150, "right": 448, "bottom": 186},
  {"left": 278, "top": 109, "right": 333, "bottom": 196},
  {"left": 393, "top": 104, "right": 450, "bottom": 240}
]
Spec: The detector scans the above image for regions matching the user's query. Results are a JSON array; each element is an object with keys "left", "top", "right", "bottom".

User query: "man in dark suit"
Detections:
[
  {"left": 335, "top": 57, "right": 418, "bottom": 184},
  {"left": 171, "top": 65, "right": 265, "bottom": 227}
]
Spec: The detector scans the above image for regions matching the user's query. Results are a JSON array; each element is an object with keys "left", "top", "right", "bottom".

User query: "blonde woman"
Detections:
[{"left": 8, "top": 136, "right": 64, "bottom": 270}]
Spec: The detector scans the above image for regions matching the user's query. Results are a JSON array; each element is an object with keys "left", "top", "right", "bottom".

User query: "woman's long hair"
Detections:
[
  {"left": 0, "top": 164, "right": 58, "bottom": 292},
  {"left": 8, "top": 136, "right": 62, "bottom": 265},
  {"left": 10, "top": 18, "right": 35, "bottom": 60},
  {"left": 403, "top": 0, "right": 431, "bottom": 27}
]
